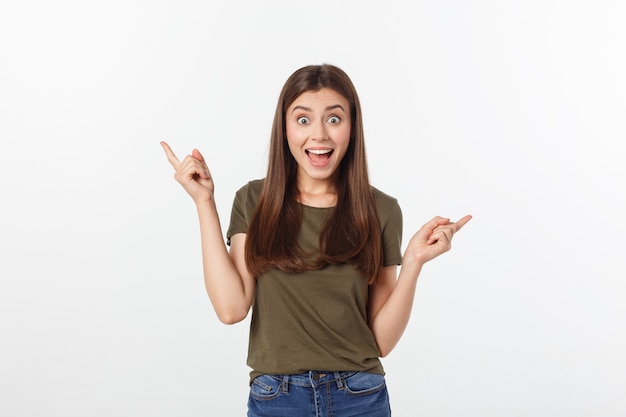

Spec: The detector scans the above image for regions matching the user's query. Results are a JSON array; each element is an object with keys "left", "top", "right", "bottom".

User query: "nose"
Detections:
[{"left": 310, "top": 119, "right": 329, "bottom": 141}]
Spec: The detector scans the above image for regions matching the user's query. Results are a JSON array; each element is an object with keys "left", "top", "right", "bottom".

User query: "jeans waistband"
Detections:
[{"left": 279, "top": 371, "right": 357, "bottom": 390}]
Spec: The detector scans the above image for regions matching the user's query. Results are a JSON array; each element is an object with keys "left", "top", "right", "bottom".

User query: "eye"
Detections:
[
  {"left": 297, "top": 116, "right": 309, "bottom": 125},
  {"left": 327, "top": 115, "right": 341, "bottom": 124}
]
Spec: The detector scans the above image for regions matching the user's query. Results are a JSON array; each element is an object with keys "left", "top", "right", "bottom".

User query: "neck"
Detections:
[
  {"left": 296, "top": 177, "right": 338, "bottom": 208},
  {"left": 297, "top": 190, "right": 337, "bottom": 208}
]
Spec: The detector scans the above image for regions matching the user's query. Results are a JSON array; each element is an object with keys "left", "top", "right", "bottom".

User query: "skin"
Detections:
[
  {"left": 285, "top": 88, "right": 351, "bottom": 207},
  {"left": 161, "top": 88, "right": 472, "bottom": 356}
]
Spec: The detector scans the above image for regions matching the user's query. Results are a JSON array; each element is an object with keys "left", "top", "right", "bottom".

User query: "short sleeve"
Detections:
[
  {"left": 381, "top": 200, "right": 403, "bottom": 266},
  {"left": 372, "top": 187, "right": 403, "bottom": 266},
  {"left": 226, "top": 179, "right": 264, "bottom": 246}
]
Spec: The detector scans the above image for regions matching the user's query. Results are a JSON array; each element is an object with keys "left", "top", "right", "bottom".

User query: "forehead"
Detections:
[{"left": 289, "top": 88, "right": 349, "bottom": 111}]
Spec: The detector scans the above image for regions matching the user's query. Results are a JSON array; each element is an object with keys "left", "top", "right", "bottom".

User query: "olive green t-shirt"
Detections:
[{"left": 227, "top": 179, "right": 403, "bottom": 382}]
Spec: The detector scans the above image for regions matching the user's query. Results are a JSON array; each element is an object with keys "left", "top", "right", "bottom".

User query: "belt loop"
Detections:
[
  {"left": 282, "top": 375, "right": 289, "bottom": 393},
  {"left": 334, "top": 371, "right": 344, "bottom": 390}
]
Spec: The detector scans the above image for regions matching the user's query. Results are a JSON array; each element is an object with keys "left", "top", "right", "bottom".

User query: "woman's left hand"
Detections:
[{"left": 403, "top": 215, "right": 472, "bottom": 266}]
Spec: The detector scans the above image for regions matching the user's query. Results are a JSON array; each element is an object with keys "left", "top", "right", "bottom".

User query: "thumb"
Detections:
[
  {"left": 191, "top": 148, "right": 211, "bottom": 179},
  {"left": 191, "top": 148, "right": 205, "bottom": 162},
  {"left": 418, "top": 216, "right": 449, "bottom": 237}
]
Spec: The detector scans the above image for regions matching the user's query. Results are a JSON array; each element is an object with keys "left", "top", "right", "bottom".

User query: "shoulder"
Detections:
[
  {"left": 234, "top": 178, "right": 265, "bottom": 201},
  {"left": 371, "top": 186, "right": 400, "bottom": 212},
  {"left": 231, "top": 178, "right": 266, "bottom": 217},
  {"left": 371, "top": 186, "right": 402, "bottom": 226}
]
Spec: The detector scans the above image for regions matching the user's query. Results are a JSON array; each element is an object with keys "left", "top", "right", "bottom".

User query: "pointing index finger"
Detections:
[
  {"left": 454, "top": 215, "right": 473, "bottom": 231},
  {"left": 160, "top": 141, "right": 181, "bottom": 169}
]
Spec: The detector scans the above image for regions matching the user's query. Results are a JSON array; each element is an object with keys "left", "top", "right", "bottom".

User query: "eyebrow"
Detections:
[{"left": 291, "top": 104, "right": 346, "bottom": 114}]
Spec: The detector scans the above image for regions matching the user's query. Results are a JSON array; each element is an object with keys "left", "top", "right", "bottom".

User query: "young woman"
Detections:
[{"left": 161, "top": 64, "right": 471, "bottom": 417}]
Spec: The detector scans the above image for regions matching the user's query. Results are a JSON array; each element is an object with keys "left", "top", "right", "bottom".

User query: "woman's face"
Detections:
[{"left": 285, "top": 88, "right": 351, "bottom": 189}]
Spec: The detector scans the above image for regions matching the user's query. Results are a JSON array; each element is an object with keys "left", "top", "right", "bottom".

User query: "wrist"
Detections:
[
  {"left": 195, "top": 197, "right": 216, "bottom": 212},
  {"left": 401, "top": 254, "right": 425, "bottom": 273}
]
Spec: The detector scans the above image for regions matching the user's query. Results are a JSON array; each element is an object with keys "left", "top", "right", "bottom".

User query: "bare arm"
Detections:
[
  {"left": 368, "top": 215, "right": 472, "bottom": 356},
  {"left": 161, "top": 141, "right": 255, "bottom": 324}
]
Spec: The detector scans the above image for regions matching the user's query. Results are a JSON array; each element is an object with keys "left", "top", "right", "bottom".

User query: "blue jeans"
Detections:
[{"left": 247, "top": 371, "right": 391, "bottom": 417}]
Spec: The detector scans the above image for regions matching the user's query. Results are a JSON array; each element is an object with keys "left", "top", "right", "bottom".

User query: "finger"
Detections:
[
  {"left": 426, "top": 216, "right": 450, "bottom": 230},
  {"left": 160, "top": 141, "right": 181, "bottom": 169},
  {"left": 415, "top": 216, "right": 449, "bottom": 241},
  {"left": 427, "top": 226, "right": 453, "bottom": 245},
  {"left": 427, "top": 228, "right": 452, "bottom": 249},
  {"left": 191, "top": 148, "right": 205, "bottom": 163},
  {"left": 431, "top": 214, "right": 472, "bottom": 235},
  {"left": 190, "top": 149, "right": 211, "bottom": 179},
  {"left": 428, "top": 215, "right": 471, "bottom": 244},
  {"left": 178, "top": 155, "right": 211, "bottom": 181},
  {"left": 454, "top": 214, "right": 473, "bottom": 232}
]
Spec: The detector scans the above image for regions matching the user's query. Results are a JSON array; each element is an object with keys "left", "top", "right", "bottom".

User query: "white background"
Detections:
[{"left": 1, "top": 1, "right": 625, "bottom": 416}]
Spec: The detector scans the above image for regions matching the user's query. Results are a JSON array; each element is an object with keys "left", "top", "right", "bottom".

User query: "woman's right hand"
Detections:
[{"left": 160, "top": 141, "right": 215, "bottom": 204}]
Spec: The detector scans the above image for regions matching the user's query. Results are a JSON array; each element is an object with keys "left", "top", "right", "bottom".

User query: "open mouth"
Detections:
[
  {"left": 305, "top": 148, "right": 334, "bottom": 166},
  {"left": 306, "top": 149, "right": 333, "bottom": 158}
]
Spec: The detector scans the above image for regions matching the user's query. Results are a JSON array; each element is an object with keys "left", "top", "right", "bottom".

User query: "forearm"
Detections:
[
  {"left": 196, "top": 200, "right": 253, "bottom": 324},
  {"left": 370, "top": 260, "right": 423, "bottom": 357},
  {"left": 370, "top": 214, "right": 472, "bottom": 356}
]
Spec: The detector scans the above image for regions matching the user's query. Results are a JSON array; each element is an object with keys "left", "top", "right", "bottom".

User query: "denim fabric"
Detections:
[{"left": 247, "top": 371, "right": 391, "bottom": 417}]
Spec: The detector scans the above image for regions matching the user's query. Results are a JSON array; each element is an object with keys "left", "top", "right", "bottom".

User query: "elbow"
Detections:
[
  {"left": 219, "top": 316, "right": 244, "bottom": 325},
  {"left": 210, "top": 296, "right": 251, "bottom": 325},
  {"left": 377, "top": 341, "right": 398, "bottom": 358},
  {"left": 216, "top": 308, "right": 248, "bottom": 325}
]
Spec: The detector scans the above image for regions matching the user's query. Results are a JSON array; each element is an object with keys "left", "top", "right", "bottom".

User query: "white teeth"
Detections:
[{"left": 307, "top": 149, "right": 332, "bottom": 155}]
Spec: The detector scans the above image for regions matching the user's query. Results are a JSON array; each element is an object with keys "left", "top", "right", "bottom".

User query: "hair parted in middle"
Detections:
[{"left": 245, "top": 64, "right": 383, "bottom": 283}]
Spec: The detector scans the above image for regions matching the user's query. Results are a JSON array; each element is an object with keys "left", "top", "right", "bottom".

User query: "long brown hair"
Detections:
[{"left": 245, "top": 64, "right": 382, "bottom": 283}]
